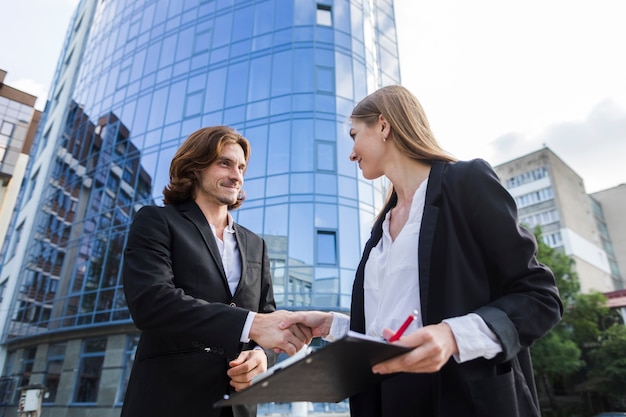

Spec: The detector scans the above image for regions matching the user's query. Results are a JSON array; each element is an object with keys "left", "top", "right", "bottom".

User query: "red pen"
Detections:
[{"left": 388, "top": 310, "right": 419, "bottom": 342}]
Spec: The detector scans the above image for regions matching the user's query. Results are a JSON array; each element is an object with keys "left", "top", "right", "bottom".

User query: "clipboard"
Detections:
[{"left": 214, "top": 331, "right": 412, "bottom": 407}]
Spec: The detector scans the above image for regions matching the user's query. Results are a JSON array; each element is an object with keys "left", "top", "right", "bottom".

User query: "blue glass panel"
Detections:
[
  {"left": 316, "top": 67, "right": 334, "bottom": 93},
  {"left": 243, "top": 177, "right": 265, "bottom": 200},
  {"left": 159, "top": 33, "right": 177, "bottom": 68},
  {"left": 254, "top": 1, "right": 274, "bottom": 34},
  {"left": 165, "top": 80, "right": 186, "bottom": 124},
  {"left": 212, "top": 13, "right": 233, "bottom": 48},
  {"left": 315, "top": 173, "right": 337, "bottom": 195},
  {"left": 148, "top": 86, "right": 169, "bottom": 129},
  {"left": 316, "top": 231, "right": 337, "bottom": 265},
  {"left": 225, "top": 62, "right": 249, "bottom": 107},
  {"left": 315, "top": 203, "right": 337, "bottom": 228},
  {"left": 184, "top": 91, "right": 203, "bottom": 118},
  {"left": 232, "top": 6, "right": 253, "bottom": 41},
  {"left": 338, "top": 206, "right": 360, "bottom": 266},
  {"left": 175, "top": 27, "right": 194, "bottom": 62},
  {"left": 290, "top": 119, "right": 313, "bottom": 172},
  {"left": 293, "top": 49, "right": 314, "bottom": 93},
  {"left": 266, "top": 175, "right": 289, "bottom": 198},
  {"left": 267, "top": 121, "right": 290, "bottom": 175},
  {"left": 294, "top": 0, "right": 314, "bottom": 25},
  {"left": 290, "top": 173, "right": 314, "bottom": 194},
  {"left": 316, "top": 142, "right": 335, "bottom": 171},
  {"left": 194, "top": 29, "right": 211, "bottom": 54},
  {"left": 237, "top": 206, "right": 263, "bottom": 233},
  {"left": 274, "top": 0, "right": 294, "bottom": 29},
  {"left": 337, "top": 175, "right": 357, "bottom": 199},
  {"left": 242, "top": 124, "right": 268, "bottom": 178},
  {"left": 264, "top": 204, "right": 288, "bottom": 236},
  {"left": 249, "top": 55, "right": 271, "bottom": 101},
  {"left": 271, "top": 51, "right": 292, "bottom": 96},
  {"left": 205, "top": 68, "right": 227, "bottom": 112},
  {"left": 335, "top": 52, "right": 353, "bottom": 99},
  {"left": 289, "top": 203, "right": 313, "bottom": 265},
  {"left": 315, "top": 94, "right": 335, "bottom": 113}
]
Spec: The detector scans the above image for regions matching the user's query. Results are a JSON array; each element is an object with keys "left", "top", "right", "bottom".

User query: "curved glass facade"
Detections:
[{"left": 1, "top": 0, "right": 400, "bottom": 413}]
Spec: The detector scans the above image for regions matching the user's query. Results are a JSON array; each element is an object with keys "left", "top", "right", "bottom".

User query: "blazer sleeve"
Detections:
[
  {"left": 457, "top": 159, "right": 563, "bottom": 362},
  {"left": 123, "top": 205, "right": 248, "bottom": 358}
]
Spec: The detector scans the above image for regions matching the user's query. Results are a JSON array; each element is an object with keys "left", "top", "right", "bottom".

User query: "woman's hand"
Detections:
[{"left": 373, "top": 323, "right": 459, "bottom": 374}]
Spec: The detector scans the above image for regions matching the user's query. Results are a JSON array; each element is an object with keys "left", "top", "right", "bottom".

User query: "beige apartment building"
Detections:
[
  {"left": 0, "top": 69, "right": 41, "bottom": 259},
  {"left": 494, "top": 147, "right": 623, "bottom": 294}
]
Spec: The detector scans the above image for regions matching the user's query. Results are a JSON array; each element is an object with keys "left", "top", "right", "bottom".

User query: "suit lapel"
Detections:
[
  {"left": 418, "top": 161, "right": 445, "bottom": 323},
  {"left": 178, "top": 201, "right": 229, "bottom": 288},
  {"left": 231, "top": 224, "right": 247, "bottom": 298}
]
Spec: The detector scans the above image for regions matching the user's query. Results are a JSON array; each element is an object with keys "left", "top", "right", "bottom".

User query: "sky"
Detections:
[{"left": 1, "top": 0, "right": 625, "bottom": 193}]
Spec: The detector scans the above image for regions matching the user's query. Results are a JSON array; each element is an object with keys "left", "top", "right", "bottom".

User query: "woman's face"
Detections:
[{"left": 349, "top": 117, "right": 387, "bottom": 179}]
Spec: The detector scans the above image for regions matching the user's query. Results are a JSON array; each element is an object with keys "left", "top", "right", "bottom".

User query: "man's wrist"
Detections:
[{"left": 241, "top": 311, "right": 256, "bottom": 343}]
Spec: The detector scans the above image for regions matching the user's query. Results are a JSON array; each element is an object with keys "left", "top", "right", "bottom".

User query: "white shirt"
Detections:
[
  {"left": 327, "top": 179, "right": 503, "bottom": 363},
  {"left": 209, "top": 214, "right": 255, "bottom": 344}
]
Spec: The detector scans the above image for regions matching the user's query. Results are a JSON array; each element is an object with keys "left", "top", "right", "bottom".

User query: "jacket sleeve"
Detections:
[{"left": 460, "top": 159, "right": 563, "bottom": 362}]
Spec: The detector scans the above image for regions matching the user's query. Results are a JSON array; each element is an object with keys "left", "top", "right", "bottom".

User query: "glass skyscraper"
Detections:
[{"left": 0, "top": 0, "right": 400, "bottom": 414}]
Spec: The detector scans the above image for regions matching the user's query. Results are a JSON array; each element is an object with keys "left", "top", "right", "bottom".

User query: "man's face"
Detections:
[{"left": 195, "top": 142, "right": 246, "bottom": 208}]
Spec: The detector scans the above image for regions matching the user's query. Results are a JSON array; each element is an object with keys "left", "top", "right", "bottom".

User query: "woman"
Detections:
[{"left": 283, "top": 85, "right": 562, "bottom": 416}]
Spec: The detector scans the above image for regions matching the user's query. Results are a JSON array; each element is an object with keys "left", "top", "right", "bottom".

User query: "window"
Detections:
[
  {"left": 117, "top": 334, "right": 140, "bottom": 404},
  {"left": 28, "top": 169, "right": 39, "bottom": 202},
  {"left": 316, "top": 4, "right": 332, "bottom": 26},
  {"left": 10, "top": 222, "right": 23, "bottom": 260},
  {"left": 317, "top": 230, "right": 337, "bottom": 265},
  {"left": 74, "top": 337, "right": 107, "bottom": 403},
  {"left": 505, "top": 167, "right": 548, "bottom": 188},
  {"left": 44, "top": 343, "right": 66, "bottom": 403},
  {"left": 515, "top": 187, "right": 553, "bottom": 208},
  {"left": 316, "top": 141, "right": 335, "bottom": 171},
  {"left": 14, "top": 347, "right": 36, "bottom": 402}
]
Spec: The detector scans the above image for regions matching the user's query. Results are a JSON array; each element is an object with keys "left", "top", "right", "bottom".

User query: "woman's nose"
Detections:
[{"left": 349, "top": 150, "right": 358, "bottom": 161}]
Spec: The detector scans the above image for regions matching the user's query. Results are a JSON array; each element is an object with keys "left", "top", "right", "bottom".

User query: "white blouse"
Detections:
[{"left": 328, "top": 179, "right": 503, "bottom": 363}]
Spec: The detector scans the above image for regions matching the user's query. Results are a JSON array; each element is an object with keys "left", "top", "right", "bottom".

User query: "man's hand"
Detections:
[
  {"left": 278, "top": 311, "right": 334, "bottom": 338},
  {"left": 249, "top": 310, "right": 313, "bottom": 356},
  {"left": 372, "top": 323, "right": 459, "bottom": 374},
  {"left": 227, "top": 349, "right": 267, "bottom": 392}
]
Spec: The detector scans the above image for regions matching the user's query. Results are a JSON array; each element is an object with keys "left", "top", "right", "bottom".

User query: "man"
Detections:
[{"left": 121, "top": 126, "right": 310, "bottom": 417}]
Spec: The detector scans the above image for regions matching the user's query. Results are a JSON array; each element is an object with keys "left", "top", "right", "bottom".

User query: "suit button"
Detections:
[{"left": 230, "top": 302, "right": 236, "bottom": 307}]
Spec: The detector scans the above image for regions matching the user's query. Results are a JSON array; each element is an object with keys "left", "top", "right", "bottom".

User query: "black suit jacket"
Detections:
[
  {"left": 121, "top": 201, "right": 277, "bottom": 417},
  {"left": 350, "top": 159, "right": 563, "bottom": 417}
]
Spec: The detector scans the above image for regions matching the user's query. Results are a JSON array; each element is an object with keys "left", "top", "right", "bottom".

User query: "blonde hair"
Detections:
[{"left": 351, "top": 85, "right": 456, "bottom": 218}]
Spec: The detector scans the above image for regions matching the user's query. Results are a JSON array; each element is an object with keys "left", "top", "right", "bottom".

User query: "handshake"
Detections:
[{"left": 249, "top": 310, "right": 334, "bottom": 356}]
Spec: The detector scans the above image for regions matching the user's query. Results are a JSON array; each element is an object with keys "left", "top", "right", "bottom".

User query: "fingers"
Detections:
[
  {"left": 372, "top": 324, "right": 458, "bottom": 375},
  {"left": 228, "top": 350, "right": 267, "bottom": 391}
]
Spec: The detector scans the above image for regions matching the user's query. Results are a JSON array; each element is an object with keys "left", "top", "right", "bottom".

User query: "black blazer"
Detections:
[
  {"left": 350, "top": 159, "right": 563, "bottom": 417},
  {"left": 121, "top": 201, "right": 277, "bottom": 417}
]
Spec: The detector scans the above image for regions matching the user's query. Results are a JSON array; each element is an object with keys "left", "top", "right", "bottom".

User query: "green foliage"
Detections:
[
  {"left": 531, "top": 330, "right": 583, "bottom": 378},
  {"left": 566, "top": 292, "right": 610, "bottom": 348},
  {"left": 528, "top": 225, "right": 626, "bottom": 413},
  {"left": 588, "top": 324, "right": 626, "bottom": 404}
]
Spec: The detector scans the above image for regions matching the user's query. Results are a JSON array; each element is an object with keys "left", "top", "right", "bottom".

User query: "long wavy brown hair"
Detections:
[
  {"left": 162, "top": 126, "right": 250, "bottom": 210},
  {"left": 351, "top": 85, "right": 457, "bottom": 219}
]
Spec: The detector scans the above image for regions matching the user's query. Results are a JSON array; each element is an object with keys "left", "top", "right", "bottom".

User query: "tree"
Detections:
[
  {"left": 588, "top": 324, "right": 626, "bottom": 408},
  {"left": 530, "top": 227, "right": 585, "bottom": 415}
]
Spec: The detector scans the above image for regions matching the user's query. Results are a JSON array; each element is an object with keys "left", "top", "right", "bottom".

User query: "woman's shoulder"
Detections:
[{"left": 441, "top": 158, "right": 497, "bottom": 185}]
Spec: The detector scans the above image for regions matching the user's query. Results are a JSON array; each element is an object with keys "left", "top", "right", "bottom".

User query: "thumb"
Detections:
[
  {"left": 229, "top": 351, "right": 246, "bottom": 367},
  {"left": 279, "top": 313, "right": 299, "bottom": 329},
  {"left": 382, "top": 328, "right": 395, "bottom": 341}
]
